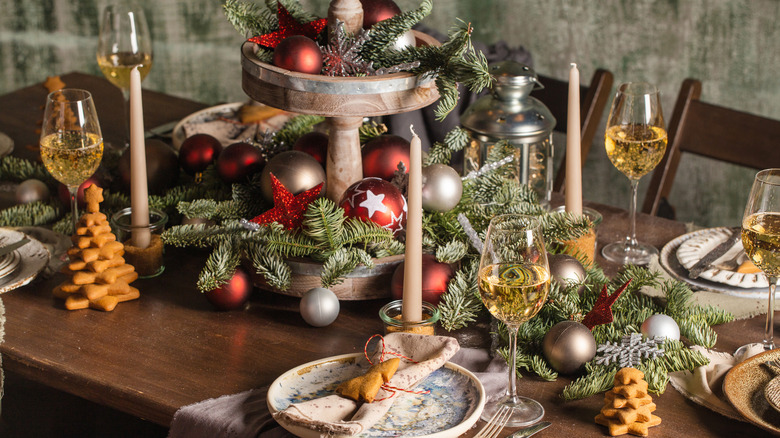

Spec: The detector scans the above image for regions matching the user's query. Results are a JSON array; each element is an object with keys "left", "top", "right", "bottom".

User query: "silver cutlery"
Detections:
[
  {"left": 0, "top": 237, "right": 30, "bottom": 257},
  {"left": 145, "top": 120, "right": 179, "bottom": 139},
  {"left": 711, "top": 250, "right": 745, "bottom": 271},
  {"left": 508, "top": 421, "right": 551, "bottom": 437},
  {"left": 475, "top": 405, "right": 512, "bottom": 438},
  {"left": 688, "top": 227, "right": 741, "bottom": 279}
]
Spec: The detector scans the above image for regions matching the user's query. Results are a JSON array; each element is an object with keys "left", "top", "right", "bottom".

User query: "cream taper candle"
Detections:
[
  {"left": 402, "top": 126, "right": 423, "bottom": 322},
  {"left": 129, "top": 66, "right": 151, "bottom": 248},
  {"left": 565, "top": 63, "right": 583, "bottom": 215}
]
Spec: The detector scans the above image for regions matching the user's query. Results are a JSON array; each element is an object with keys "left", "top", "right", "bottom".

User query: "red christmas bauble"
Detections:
[
  {"left": 179, "top": 134, "right": 222, "bottom": 175},
  {"left": 391, "top": 253, "right": 455, "bottom": 306},
  {"left": 361, "top": 134, "right": 410, "bottom": 181},
  {"left": 292, "top": 131, "right": 328, "bottom": 168},
  {"left": 58, "top": 175, "right": 104, "bottom": 210},
  {"left": 117, "top": 139, "right": 180, "bottom": 194},
  {"left": 339, "top": 177, "right": 407, "bottom": 237},
  {"left": 216, "top": 142, "right": 265, "bottom": 184},
  {"left": 204, "top": 267, "right": 252, "bottom": 311},
  {"left": 273, "top": 35, "right": 323, "bottom": 75},
  {"left": 360, "top": 0, "right": 402, "bottom": 28}
]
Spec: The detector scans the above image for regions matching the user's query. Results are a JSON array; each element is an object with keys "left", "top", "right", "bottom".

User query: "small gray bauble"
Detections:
[
  {"left": 542, "top": 320, "right": 596, "bottom": 374},
  {"left": 300, "top": 287, "right": 340, "bottom": 327}
]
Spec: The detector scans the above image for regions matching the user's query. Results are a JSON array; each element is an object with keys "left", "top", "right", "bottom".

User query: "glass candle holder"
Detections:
[
  {"left": 553, "top": 206, "right": 603, "bottom": 264},
  {"left": 110, "top": 207, "right": 167, "bottom": 278},
  {"left": 379, "top": 300, "right": 440, "bottom": 335}
]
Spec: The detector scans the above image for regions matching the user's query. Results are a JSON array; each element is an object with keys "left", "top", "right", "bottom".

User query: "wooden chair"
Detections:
[
  {"left": 531, "top": 68, "right": 614, "bottom": 192},
  {"left": 642, "top": 78, "right": 780, "bottom": 217}
]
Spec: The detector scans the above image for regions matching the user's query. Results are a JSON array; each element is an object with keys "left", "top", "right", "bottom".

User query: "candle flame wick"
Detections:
[
  {"left": 570, "top": 62, "right": 577, "bottom": 69},
  {"left": 410, "top": 125, "right": 417, "bottom": 137}
]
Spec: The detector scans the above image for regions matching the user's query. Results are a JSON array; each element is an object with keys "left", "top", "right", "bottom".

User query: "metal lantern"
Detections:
[{"left": 461, "top": 61, "right": 556, "bottom": 206}]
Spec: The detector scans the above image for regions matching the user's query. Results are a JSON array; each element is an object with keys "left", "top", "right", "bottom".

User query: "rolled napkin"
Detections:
[
  {"left": 273, "top": 333, "right": 460, "bottom": 436},
  {"left": 668, "top": 343, "right": 765, "bottom": 420}
]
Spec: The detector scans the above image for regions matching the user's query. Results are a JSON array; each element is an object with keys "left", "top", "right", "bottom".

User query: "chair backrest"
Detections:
[
  {"left": 642, "top": 78, "right": 780, "bottom": 216},
  {"left": 531, "top": 68, "right": 614, "bottom": 192}
]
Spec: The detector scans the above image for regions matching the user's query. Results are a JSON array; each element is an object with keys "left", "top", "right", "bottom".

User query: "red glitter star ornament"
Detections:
[
  {"left": 581, "top": 279, "right": 632, "bottom": 330},
  {"left": 249, "top": 173, "right": 323, "bottom": 230},
  {"left": 247, "top": 4, "right": 328, "bottom": 49}
]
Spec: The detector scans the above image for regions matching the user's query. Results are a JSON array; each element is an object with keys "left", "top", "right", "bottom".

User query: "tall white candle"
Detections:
[
  {"left": 565, "top": 63, "right": 583, "bottom": 215},
  {"left": 402, "top": 126, "right": 423, "bottom": 322},
  {"left": 129, "top": 66, "right": 151, "bottom": 248}
]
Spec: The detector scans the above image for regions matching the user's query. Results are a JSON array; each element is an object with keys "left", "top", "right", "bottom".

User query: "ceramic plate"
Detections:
[
  {"left": 267, "top": 353, "right": 485, "bottom": 438},
  {"left": 764, "top": 376, "right": 780, "bottom": 414},
  {"left": 676, "top": 227, "right": 767, "bottom": 288},
  {"left": 660, "top": 229, "right": 770, "bottom": 298},
  {"left": 0, "top": 228, "right": 50, "bottom": 293},
  {"left": 0, "top": 250, "right": 21, "bottom": 279},
  {"left": 171, "top": 102, "right": 293, "bottom": 150},
  {"left": 723, "top": 349, "right": 780, "bottom": 434}
]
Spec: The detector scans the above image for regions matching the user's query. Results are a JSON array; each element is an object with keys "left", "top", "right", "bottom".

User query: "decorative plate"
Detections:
[
  {"left": 660, "top": 229, "right": 770, "bottom": 298},
  {"left": 267, "top": 353, "right": 485, "bottom": 438},
  {"left": 764, "top": 376, "right": 780, "bottom": 414},
  {"left": 171, "top": 102, "right": 293, "bottom": 150},
  {"left": 0, "top": 228, "right": 50, "bottom": 294},
  {"left": 676, "top": 227, "right": 767, "bottom": 288},
  {"left": 723, "top": 349, "right": 780, "bottom": 434}
]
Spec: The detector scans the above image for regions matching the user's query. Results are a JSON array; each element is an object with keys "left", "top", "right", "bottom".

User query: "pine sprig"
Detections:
[
  {"left": 437, "top": 258, "right": 482, "bottom": 331},
  {"left": 320, "top": 247, "right": 374, "bottom": 288},
  {"left": 246, "top": 240, "right": 292, "bottom": 291},
  {"left": 0, "top": 156, "right": 56, "bottom": 184},
  {"left": 425, "top": 126, "right": 470, "bottom": 165},
  {"left": 359, "top": 0, "right": 433, "bottom": 58},
  {"left": 0, "top": 202, "right": 59, "bottom": 227},
  {"left": 196, "top": 238, "right": 243, "bottom": 292},
  {"left": 223, "top": 0, "right": 275, "bottom": 36}
]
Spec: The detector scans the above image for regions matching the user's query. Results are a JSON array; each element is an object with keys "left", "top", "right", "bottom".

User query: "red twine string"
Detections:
[{"left": 363, "top": 334, "right": 430, "bottom": 401}]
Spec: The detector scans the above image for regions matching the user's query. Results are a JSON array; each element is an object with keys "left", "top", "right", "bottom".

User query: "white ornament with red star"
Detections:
[{"left": 339, "top": 177, "right": 407, "bottom": 237}]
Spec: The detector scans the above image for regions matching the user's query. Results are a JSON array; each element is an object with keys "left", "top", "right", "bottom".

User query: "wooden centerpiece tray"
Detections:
[{"left": 241, "top": 0, "right": 439, "bottom": 300}]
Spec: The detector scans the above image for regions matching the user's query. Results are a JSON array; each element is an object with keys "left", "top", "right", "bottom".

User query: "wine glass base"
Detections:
[
  {"left": 480, "top": 395, "right": 545, "bottom": 428},
  {"left": 602, "top": 241, "right": 658, "bottom": 265}
]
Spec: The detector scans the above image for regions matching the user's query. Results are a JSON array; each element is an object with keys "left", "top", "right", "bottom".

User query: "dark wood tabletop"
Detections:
[{"left": 0, "top": 73, "right": 774, "bottom": 437}]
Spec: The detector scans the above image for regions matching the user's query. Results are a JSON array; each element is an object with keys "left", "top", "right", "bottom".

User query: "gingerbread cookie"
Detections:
[
  {"left": 595, "top": 368, "right": 661, "bottom": 436},
  {"left": 336, "top": 358, "right": 400, "bottom": 403},
  {"left": 53, "top": 185, "right": 140, "bottom": 312}
]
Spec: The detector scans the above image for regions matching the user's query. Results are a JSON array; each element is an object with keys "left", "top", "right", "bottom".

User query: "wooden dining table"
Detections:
[{"left": 0, "top": 72, "right": 774, "bottom": 437}]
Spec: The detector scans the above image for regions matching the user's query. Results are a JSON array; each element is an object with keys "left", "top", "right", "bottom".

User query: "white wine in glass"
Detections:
[
  {"left": 478, "top": 214, "right": 550, "bottom": 427},
  {"left": 602, "top": 82, "right": 667, "bottom": 265},
  {"left": 96, "top": 4, "right": 152, "bottom": 149},
  {"left": 741, "top": 168, "right": 780, "bottom": 351},
  {"left": 40, "top": 89, "right": 104, "bottom": 231}
]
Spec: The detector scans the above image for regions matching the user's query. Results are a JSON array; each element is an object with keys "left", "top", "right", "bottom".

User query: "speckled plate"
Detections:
[
  {"left": 660, "top": 229, "right": 770, "bottom": 298},
  {"left": 0, "top": 228, "right": 50, "bottom": 293},
  {"left": 723, "top": 349, "right": 780, "bottom": 434},
  {"left": 676, "top": 227, "right": 767, "bottom": 288},
  {"left": 267, "top": 353, "right": 485, "bottom": 438},
  {"left": 764, "top": 376, "right": 780, "bottom": 414}
]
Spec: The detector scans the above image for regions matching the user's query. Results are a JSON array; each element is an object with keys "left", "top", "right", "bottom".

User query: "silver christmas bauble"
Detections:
[
  {"left": 542, "top": 320, "right": 596, "bottom": 374},
  {"left": 15, "top": 179, "right": 50, "bottom": 204},
  {"left": 300, "top": 287, "right": 340, "bottom": 327},
  {"left": 421, "top": 164, "right": 463, "bottom": 212},
  {"left": 548, "top": 254, "right": 586, "bottom": 292},
  {"left": 640, "top": 314, "right": 680, "bottom": 341},
  {"left": 389, "top": 30, "right": 416, "bottom": 51},
  {"left": 260, "top": 150, "right": 326, "bottom": 203}
]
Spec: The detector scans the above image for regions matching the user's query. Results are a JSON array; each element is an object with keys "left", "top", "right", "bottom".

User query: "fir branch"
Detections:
[
  {"left": 358, "top": 121, "right": 388, "bottom": 143},
  {"left": 438, "top": 258, "right": 482, "bottom": 331},
  {"left": 0, "top": 202, "right": 59, "bottom": 227},
  {"left": 562, "top": 366, "right": 616, "bottom": 401},
  {"left": 223, "top": 0, "right": 275, "bottom": 36},
  {"left": 359, "top": 0, "right": 432, "bottom": 57},
  {"left": 425, "top": 126, "right": 471, "bottom": 165},
  {"left": 435, "top": 239, "right": 468, "bottom": 263},
  {"left": 340, "top": 217, "right": 396, "bottom": 249},
  {"left": 196, "top": 239, "right": 242, "bottom": 292},
  {"left": 301, "top": 198, "right": 346, "bottom": 249},
  {"left": 178, "top": 199, "right": 218, "bottom": 220},
  {"left": 162, "top": 223, "right": 240, "bottom": 248},
  {"left": 0, "top": 156, "right": 55, "bottom": 184},
  {"left": 320, "top": 247, "right": 374, "bottom": 288},
  {"left": 261, "top": 225, "right": 321, "bottom": 259},
  {"left": 246, "top": 240, "right": 292, "bottom": 291},
  {"left": 369, "top": 239, "right": 405, "bottom": 258}
]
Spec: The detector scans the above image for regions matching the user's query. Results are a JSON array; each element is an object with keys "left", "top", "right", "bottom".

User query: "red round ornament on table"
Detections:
[
  {"left": 361, "top": 134, "right": 411, "bottom": 181},
  {"left": 292, "top": 131, "right": 328, "bottom": 168},
  {"left": 339, "top": 177, "right": 407, "bottom": 237},
  {"left": 360, "top": 0, "right": 402, "bottom": 28},
  {"left": 179, "top": 133, "right": 223, "bottom": 175},
  {"left": 273, "top": 35, "right": 323, "bottom": 75},
  {"left": 216, "top": 142, "right": 265, "bottom": 184},
  {"left": 390, "top": 253, "right": 455, "bottom": 306},
  {"left": 204, "top": 267, "right": 252, "bottom": 311}
]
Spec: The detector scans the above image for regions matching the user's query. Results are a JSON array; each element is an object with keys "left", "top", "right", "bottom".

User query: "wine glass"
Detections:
[
  {"left": 96, "top": 4, "right": 152, "bottom": 149},
  {"left": 602, "top": 82, "right": 667, "bottom": 265},
  {"left": 478, "top": 214, "right": 550, "bottom": 427},
  {"left": 741, "top": 168, "right": 780, "bottom": 351},
  {"left": 40, "top": 89, "right": 104, "bottom": 231}
]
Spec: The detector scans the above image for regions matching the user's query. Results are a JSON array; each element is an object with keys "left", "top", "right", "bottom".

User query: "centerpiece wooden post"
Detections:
[
  {"left": 328, "top": 0, "right": 363, "bottom": 36},
  {"left": 326, "top": 116, "right": 364, "bottom": 201}
]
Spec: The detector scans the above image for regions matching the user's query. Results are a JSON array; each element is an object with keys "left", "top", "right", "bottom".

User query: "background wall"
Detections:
[{"left": 1, "top": 0, "right": 778, "bottom": 227}]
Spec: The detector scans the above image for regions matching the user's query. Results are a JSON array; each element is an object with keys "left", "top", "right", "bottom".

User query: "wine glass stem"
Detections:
[
  {"left": 121, "top": 87, "right": 131, "bottom": 148},
  {"left": 765, "top": 276, "right": 778, "bottom": 350},
  {"left": 506, "top": 325, "right": 520, "bottom": 404},
  {"left": 68, "top": 185, "right": 79, "bottom": 233},
  {"left": 625, "top": 178, "right": 640, "bottom": 249}
]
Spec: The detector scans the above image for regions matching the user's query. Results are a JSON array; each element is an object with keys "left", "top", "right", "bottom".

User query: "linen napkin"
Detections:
[
  {"left": 273, "top": 333, "right": 460, "bottom": 436},
  {"left": 668, "top": 343, "right": 765, "bottom": 420}
]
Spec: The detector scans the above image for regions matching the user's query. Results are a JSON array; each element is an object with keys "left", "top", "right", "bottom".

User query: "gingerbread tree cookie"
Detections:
[
  {"left": 595, "top": 367, "right": 661, "bottom": 436},
  {"left": 53, "top": 185, "right": 140, "bottom": 311}
]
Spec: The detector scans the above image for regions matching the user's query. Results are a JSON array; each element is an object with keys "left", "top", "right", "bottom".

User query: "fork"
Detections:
[
  {"left": 712, "top": 251, "right": 745, "bottom": 271},
  {"left": 475, "top": 405, "right": 512, "bottom": 438}
]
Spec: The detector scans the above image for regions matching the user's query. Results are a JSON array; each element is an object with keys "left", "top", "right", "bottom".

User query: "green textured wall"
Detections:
[{"left": 1, "top": 0, "right": 778, "bottom": 227}]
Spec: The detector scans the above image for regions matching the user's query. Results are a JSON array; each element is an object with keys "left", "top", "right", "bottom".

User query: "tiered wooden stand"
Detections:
[{"left": 240, "top": 0, "right": 439, "bottom": 300}]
